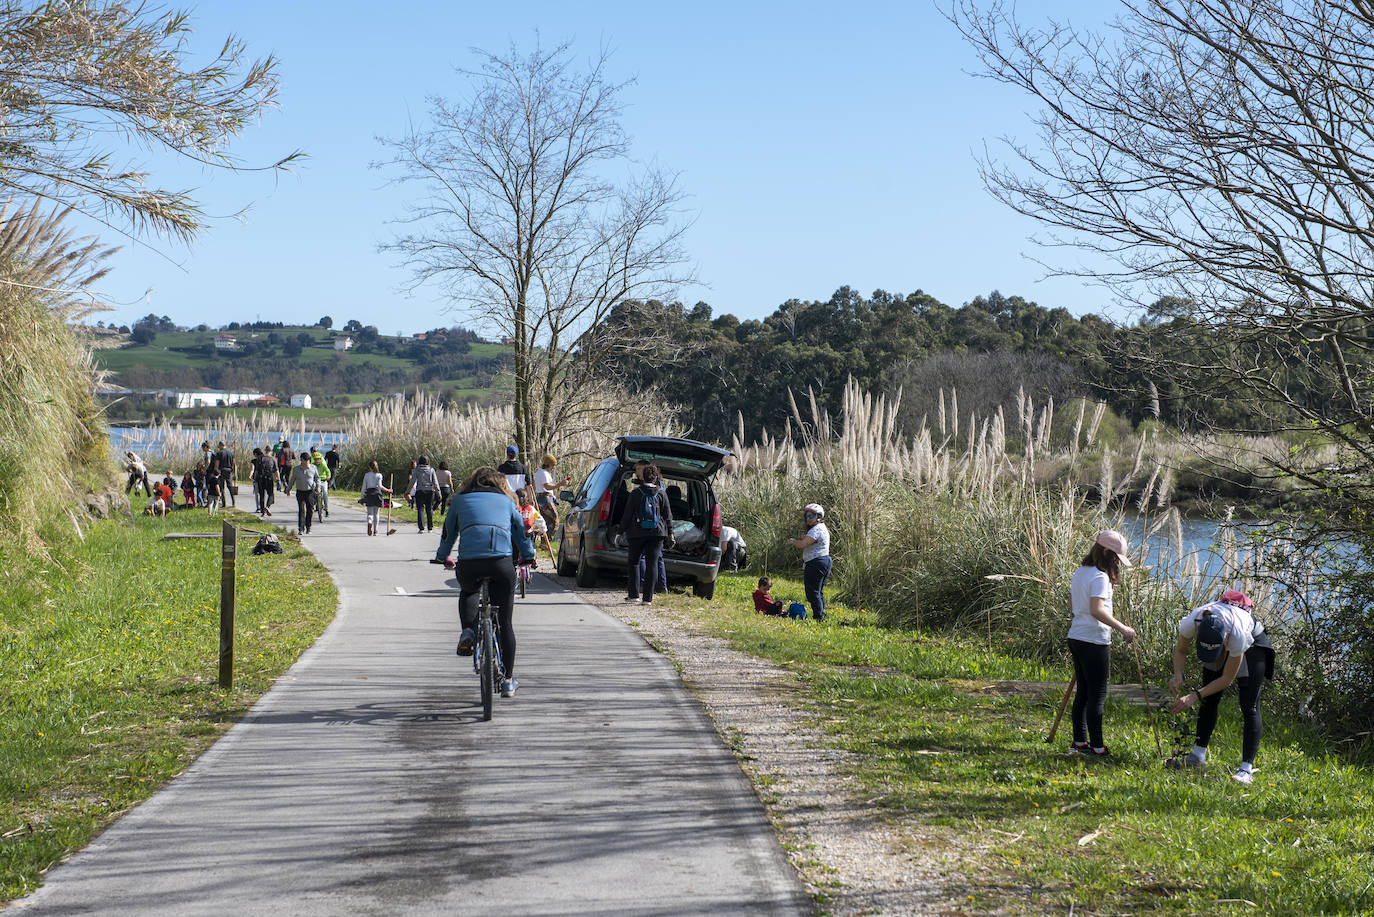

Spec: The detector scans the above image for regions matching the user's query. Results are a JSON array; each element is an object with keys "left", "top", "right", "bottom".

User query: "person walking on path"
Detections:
[
  {"left": 277, "top": 440, "right": 295, "bottom": 494},
  {"left": 787, "top": 503, "right": 831, "bottom": 621},
  {"left": 621, "top": 464, "right": 673, "bottom": 606},
  {"left": 1066, "top": 530, "right": 1138, "bottom": 758},
  {"left": 214, "top": 441, "right": 236, "bottom": 508},
  {"left": 408, "top": 455, "right": 439, "bottom": 533},
  {"left": 436, "top": 461, "right": 453, "bottom": 517},
  {"left": 435, "top": 466, "right": 536, "bottom": 697},
  {"left": 289, "top": 453, "right": 319, "bottom": 535},
  {"left": 324, "top": 443, "right": 341, "bottom": 480},
  {"left": 498, "top": 446, "right": 530, "bottom": 496},
  {"left": 534, "top": 453, "right": 571, "bottom": 534},
  {"left": 124, "top": 451, "right": 151, "bottom": 497},
  {"left": 1167, "top": 590, "right": 1275, "bottom": 783},
  {"left": 361, "top": 460, "right": 390, "bottom": 536},
  {"left": 250, "top": 448, "right": 273, "bottom": 516}
]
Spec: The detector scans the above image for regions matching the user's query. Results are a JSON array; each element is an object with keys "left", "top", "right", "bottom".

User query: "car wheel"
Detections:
[
  {"left": 692, "top": 579, "right": 716, "bottom": 600},
  {"left": 574, "top": 540, "right": 599, "bottom": 587},
  {"left": 556, "top": 530, "right": 576, "bottom": 577}
]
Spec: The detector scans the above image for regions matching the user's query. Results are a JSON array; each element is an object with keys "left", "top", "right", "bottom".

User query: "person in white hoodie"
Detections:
[{"left": 1167, "top": 590, "right": 1274, "bottom": 784}]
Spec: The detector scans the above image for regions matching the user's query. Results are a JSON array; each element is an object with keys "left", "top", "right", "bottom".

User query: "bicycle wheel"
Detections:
[
  {"left": 518, "top": 565, "right": 527, "bottom": 599},
  {"left": 478, "top": 593, "right": 495, "bottom": 721}
]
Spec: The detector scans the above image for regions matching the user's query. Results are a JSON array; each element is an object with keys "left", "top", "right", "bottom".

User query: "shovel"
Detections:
[{"left": 385, "top": 473, "right": 398, "bottom": 536}]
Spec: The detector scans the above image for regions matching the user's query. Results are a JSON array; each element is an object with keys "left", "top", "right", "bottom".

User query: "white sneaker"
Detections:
[{"left": 1231, "top": 767, "right": 1254, "bottom": 785}]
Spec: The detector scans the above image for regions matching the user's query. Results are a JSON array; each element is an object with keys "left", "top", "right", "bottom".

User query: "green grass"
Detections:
[
  {"left": 660, "top": 570, "right": 1374, "bottom": 916},
  {"left": 0, "top": 507, "right": 338, "bottom": 901}
]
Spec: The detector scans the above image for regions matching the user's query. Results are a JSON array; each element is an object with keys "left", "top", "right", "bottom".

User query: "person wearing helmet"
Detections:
[
  {"left": 1167, "top": 590, "right": 1275, "bottom": 784},
  {"left": 787, "top": 503, "right": 830, "bottom": 622}
]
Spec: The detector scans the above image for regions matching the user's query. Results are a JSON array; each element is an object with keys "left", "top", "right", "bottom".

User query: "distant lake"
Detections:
[{"left": 109, "top": 425, "right": 347, "bottom": 458}]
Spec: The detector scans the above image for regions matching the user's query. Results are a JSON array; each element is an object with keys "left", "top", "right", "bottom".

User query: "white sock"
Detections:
[
  {"left": 1237, "top": 761, "right": 1254, "bottom": 774},
  {"left": 1188, "top": 745, "right": 1207, "bottom": 763}
]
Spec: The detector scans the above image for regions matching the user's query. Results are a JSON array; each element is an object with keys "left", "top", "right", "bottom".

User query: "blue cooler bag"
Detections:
[{"left": 787, "top": 602, "right": 807, "bottom": 620}]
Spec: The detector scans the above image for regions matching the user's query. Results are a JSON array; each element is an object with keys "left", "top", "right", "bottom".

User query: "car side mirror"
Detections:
[{"left": 559, "top": 489, "right": 575, "bottom": 504}]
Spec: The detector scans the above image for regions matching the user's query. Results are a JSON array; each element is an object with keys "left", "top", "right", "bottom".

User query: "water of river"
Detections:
[{"left": 109, "top": 426, "right": 348, "bottom": 458}]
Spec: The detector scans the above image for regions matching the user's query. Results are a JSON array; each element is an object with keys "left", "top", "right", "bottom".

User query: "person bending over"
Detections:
[{"left": 1167, "top": 590, "right": 1274, "bottom": 784}]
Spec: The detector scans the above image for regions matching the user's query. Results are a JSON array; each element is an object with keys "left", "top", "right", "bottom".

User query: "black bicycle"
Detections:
[{"left": 473, "top": 581, "right": 503, "bottom": 721}]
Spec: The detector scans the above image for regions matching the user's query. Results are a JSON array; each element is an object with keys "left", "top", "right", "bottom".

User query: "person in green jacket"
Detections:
[{"left": 310, "top": 446, "right": 332, "bottom": 521}]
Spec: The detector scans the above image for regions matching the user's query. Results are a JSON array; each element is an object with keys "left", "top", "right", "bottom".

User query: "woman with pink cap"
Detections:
[
  {"left": 1166, "top": 590, "right": 1274, "bottom": 784},
  {"left": 1066, "top": 529, "right": 1138, "bottom": 757}
]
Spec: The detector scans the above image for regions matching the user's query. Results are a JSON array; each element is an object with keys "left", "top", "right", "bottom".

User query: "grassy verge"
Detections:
[
  {"left": 667, "top": 570, "right": 1374, "bottom": 916},
  {"left": 0, "top": 507, "right": 338, "bottom": 901}
]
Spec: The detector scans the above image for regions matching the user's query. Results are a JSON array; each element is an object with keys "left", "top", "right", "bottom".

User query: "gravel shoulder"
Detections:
[{"left": 556, "top": 572, "right": 980, "bottom": 917}]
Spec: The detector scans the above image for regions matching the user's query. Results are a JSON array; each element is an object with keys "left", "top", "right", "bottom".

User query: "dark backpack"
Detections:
[{"left": 636, "top": 488, "right": 662, "bottom": 531}]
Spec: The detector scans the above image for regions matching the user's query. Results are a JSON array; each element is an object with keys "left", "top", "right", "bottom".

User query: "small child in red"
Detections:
[{"left": 752, "top": 576, "right": 786, "bottom": 616}]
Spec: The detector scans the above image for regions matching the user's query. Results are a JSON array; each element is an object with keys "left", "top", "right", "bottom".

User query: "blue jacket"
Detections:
[{"left": 435, "top": 487, "right": 535, "bottom": 562}]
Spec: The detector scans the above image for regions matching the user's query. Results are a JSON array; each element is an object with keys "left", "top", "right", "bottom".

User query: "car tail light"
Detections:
[
  {"left": 710, "top": 504, "right": 722, "bottom": 539},
  {"left": 597, "top": 487, "right": 613, "bottom": 523}
]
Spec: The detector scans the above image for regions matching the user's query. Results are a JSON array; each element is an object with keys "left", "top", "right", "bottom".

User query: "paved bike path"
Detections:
[{"left": 17, "top": 509, "right": 809, "bottom": 916}]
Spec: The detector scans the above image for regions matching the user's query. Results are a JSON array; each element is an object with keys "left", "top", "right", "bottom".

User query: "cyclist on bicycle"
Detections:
[{"left": 435, "top": 466, "right": 536, "bottom": 697}]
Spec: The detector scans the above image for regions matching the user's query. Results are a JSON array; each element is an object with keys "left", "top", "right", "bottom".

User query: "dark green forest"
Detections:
[{"left": 606, "top": 287, "right": 1320, "bottom": 442}]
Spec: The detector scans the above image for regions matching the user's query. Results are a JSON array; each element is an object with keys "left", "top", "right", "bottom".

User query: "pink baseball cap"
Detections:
[
  {"left": 1094, "top": 530, "right": 1133, "bottom": 566},
  {"left": 1220, "top": 589, "right": 1253, "bottom": 609}
]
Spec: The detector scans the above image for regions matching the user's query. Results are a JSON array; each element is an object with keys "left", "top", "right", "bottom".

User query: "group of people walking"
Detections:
[{"left": 1066, "top": 529, "right": 1275, "bottom": 783}]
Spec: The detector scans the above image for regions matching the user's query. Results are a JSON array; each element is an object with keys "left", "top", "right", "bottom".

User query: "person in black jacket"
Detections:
[{"left": 620, "top": 464, "right": 673, "bottom": 605}]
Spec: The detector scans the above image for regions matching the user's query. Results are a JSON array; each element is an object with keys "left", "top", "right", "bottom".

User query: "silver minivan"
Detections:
[{"left": 555, "top": 436, "right": 732, "bottom": 598}]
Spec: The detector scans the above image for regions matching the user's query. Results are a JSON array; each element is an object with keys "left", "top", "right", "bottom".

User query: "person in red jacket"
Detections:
[{"left": 752, "top": 576, "right": 786, "bottom": 616}]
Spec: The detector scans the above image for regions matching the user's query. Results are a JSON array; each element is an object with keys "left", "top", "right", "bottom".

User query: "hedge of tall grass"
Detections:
[
  {"left": 717, "top": 379, "right": 1322, "bottom": 715},
  {"left": 336, "top": 386, "right": 683, "bottom": 490},
  {"left": 0, "top": 203, "right": 116, "bottom": 555}
]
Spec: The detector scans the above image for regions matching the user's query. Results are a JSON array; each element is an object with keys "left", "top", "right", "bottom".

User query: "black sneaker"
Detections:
[
  {"left": 456, "top": 628, "right": 476, "bottom": 656},
  {"left": 1070, "top": 741, "right": 1091, "bottom": 753}
]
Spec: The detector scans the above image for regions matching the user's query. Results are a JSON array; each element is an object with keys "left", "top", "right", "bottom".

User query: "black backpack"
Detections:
[{"left": 636, "top": 488, "right": 662, "bottom": 531}]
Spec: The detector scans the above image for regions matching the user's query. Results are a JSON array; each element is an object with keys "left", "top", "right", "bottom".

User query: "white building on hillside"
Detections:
[
  {"left": 289, "top": 394, "right": 313, "bottom": 409},
  {"left": 214, "top": 334, "right": 236, "bottom": 351},
  {"left": 160, "top": 389, "right": 262, "bottom": 409},
  {"left": 333, "top": 336, "right": 353, "bottom": 351}
]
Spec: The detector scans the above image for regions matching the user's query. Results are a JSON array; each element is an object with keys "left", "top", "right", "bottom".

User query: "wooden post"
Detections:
[{"left": 219, "top": 520, "right": 237, "bottom": 688}]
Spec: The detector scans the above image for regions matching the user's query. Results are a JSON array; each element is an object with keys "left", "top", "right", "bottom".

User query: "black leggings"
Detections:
[
  {"left": 1068, "top": 638, "right": 1110, "bottom": 747},
  {"left": 1196, "top": 646, "right": 1267, "bottom": 763},
  {"left": 457, "top": 556, "right": 517, "bottom": 678}
]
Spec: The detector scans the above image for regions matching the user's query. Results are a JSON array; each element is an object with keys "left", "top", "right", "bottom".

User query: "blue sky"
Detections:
[{"left": 89, "top": 1, "right": 1115, "bottom": 334}]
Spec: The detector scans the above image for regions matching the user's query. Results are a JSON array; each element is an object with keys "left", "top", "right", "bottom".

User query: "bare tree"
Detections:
[
  {"left": 0, "top": 1, "right": 297, "bottom": 242},
  {"left": 951, "top": 0, "right": 1374, "bottom": 507},
  {"left": 376, "top": 41, "right": 692, "bottom": 457}
]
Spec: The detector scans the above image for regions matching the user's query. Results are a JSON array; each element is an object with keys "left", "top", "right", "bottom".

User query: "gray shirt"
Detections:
[{"left": 290, "top": 463, "right": 319, "bottom": 493}]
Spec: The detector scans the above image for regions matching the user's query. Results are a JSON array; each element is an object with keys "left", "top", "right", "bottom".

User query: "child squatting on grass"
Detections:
[
  {"left": 1066, "top": 529, "right": 1138, "bottom": 758},
  {"left": 1166, "top": 590, "right": 1275, "bottom": 784}
]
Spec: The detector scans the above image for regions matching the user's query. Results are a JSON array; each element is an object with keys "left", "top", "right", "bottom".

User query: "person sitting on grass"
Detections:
[
  {"left": 752, "top": 576, "right": 787, "bottom": 616},
  {"left": 145, "top": 492, "right": 167, "bottom": 517},
  {"left": 154, "top": 480, "right": 175, "bottom": 511}
]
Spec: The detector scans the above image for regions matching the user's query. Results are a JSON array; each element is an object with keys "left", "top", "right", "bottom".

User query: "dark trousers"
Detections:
[
  {"left": 126, "top": 470, "right": 151, "bottom": 497},
  {"left": 803, "top": 555, "right": 832, "bottom": 621},
  {"left": 1196, "top": 646, "right": 1267, "bottom": 763},
  {"left": 636, "top": 548, "right": 667, "bottom": 595},
  {"left": 414, "top": 490, "right": 435, "bottom": 531},
  {"left": 296, "top": 490, "right": 315, "bottom": 533},
  {"left": 218, "top": 476, "right": 233, "bottom": 507},
  {"left": 254, "top": 479, "right": 274, "bottom": 513},
  {"left": 458, "top": 556, "right": 517, "bottom": 678},
  {"left": 438, "top": 486, "right": 452, "bottom": 516},
  {"left": 628, "top": 536, "right": 665, "bottom": 602},
  {"left": 1068, "top": 638, "right": 1111, "bottom": 748}
]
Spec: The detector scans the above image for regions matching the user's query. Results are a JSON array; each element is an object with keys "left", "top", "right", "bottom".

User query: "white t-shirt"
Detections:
[
  {"left": 802, "top": 523, "right": 830, "bottom": 562},
  {"left": 1178, "top": 602, "right": 1261, "bottom": 673},
  {"left": 1068, "top": 565, "right": 1114, "bottom": 645},
  {"left": 362, "top": 471, "right": 383, "bottom": 492},
  {"left": 534, "top": 467, "right": 556, "bottom": 499}
]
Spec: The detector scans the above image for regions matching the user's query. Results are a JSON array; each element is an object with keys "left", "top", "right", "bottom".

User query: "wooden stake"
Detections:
[{"left": 219, "top": 520, "right": 237, "bottom": 688}]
